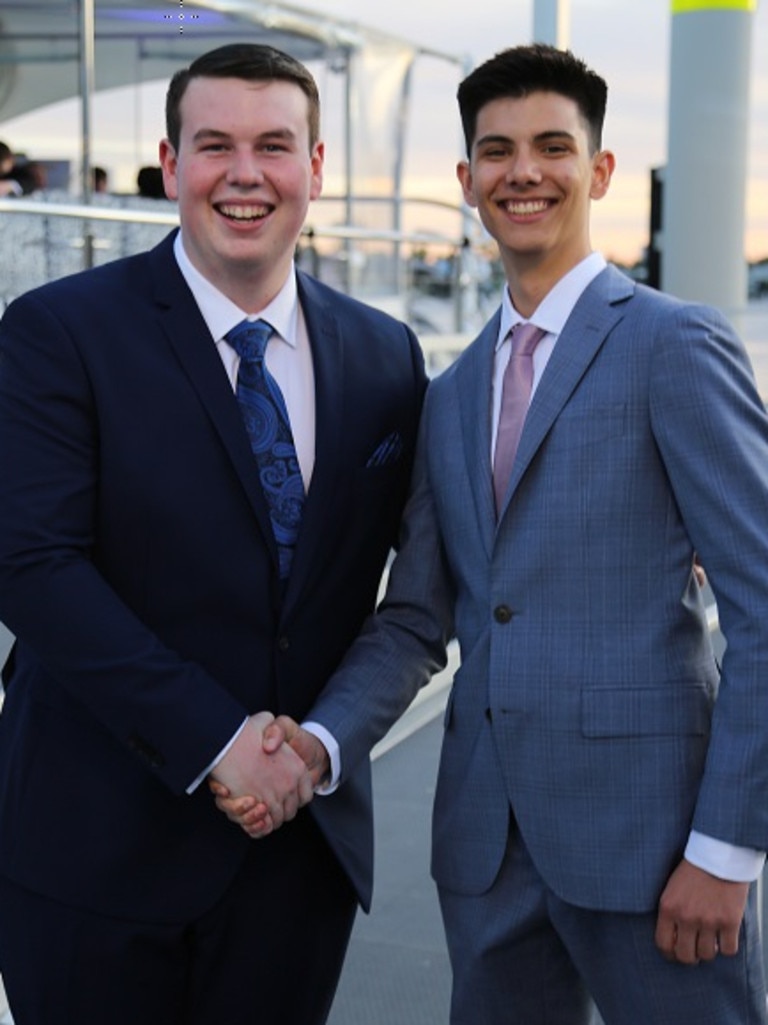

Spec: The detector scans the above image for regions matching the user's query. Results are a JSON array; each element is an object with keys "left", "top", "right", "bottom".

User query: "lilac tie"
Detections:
[{"left": 493, "top": 322, "right": 546, "bottom": 516}]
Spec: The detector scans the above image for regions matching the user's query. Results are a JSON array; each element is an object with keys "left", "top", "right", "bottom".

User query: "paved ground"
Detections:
[{"left": 328, "top": 717, "right": 452, "bottom": 1025}]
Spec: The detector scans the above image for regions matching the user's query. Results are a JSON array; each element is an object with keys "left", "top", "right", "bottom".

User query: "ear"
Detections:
[
  {"left": 456, "top": 160, "right": 477, "bottom": 209},
  {"left": 590, "top": 148, "right": 616, "bottom": 201},
  {"left": 158, "top": 138, "right": 179, "bottom": 201},
  {"left": 309, "top": 141, "right": 324, "bottom": 202}
]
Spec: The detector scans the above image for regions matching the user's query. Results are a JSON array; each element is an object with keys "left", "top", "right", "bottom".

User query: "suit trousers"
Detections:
[
  {"left": 438, "top": 820, "right": 767, "bottom": 1025},
  {"left": 0, "top": 810, "right": 357, "bottom": 1025}
]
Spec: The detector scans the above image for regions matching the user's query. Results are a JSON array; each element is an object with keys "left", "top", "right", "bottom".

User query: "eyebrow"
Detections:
[
  {"left": 475, "top": 129, "right": 576, "bottom": 148},
  {"left": 191, "top": 128, "right": 298, "bottom": 144}
]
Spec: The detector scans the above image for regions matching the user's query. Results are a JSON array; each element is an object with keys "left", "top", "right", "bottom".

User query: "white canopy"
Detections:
[
  {"left": 0, "top": 0, "right": 459, "bottom": 120},
  {"left": 0, "top": 1, "right": 462, "bottom": 214}
]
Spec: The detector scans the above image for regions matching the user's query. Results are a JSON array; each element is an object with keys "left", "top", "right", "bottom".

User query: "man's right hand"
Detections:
[
  {"left": 210, "top": 712, "right": 314, "bottom": 837},
  {"left": 211, "top": 715, "right": 331, "bottom": 838}
]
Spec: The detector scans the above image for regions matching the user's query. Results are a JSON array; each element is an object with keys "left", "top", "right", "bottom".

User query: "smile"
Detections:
[
  {"left": 216, "top": 203, "right": 271, "bottom": 222},
  {"left": 504, "top": 199, "right": 551, "bottom": 215}
]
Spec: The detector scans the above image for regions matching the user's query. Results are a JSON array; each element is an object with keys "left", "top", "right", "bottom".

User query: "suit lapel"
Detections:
[
  {"left": 501, "top": 265, "right": 634, "bottom": 513},
  {"left": 281, "top": 273, "right": 345, "bottom": 610},
  {"left": 456, "top": 313, "right": 500, "bottom": 559},
  {"left": 148, "top": 236, "right": 280, "bottom": 569}
]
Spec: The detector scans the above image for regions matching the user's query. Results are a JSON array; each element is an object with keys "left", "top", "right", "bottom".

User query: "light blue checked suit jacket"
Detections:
[{"left": 311, "top": 264, "right": 768, "bottom": 913}]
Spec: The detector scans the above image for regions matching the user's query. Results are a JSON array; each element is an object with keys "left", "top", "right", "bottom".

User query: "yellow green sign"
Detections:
[{"left": 672, "top": 0, "right": 756, "bottom": 11}]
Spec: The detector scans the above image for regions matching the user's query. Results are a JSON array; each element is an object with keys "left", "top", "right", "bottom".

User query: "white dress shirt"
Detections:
[
  {"left": 173, "top": 233, "right": 315, "bottom": 490},
  {"left": 174, "top": 234, "right": 339, "bottom": 793}
]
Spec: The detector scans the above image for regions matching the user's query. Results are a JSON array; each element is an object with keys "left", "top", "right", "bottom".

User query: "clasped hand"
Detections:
[{"left": 209, "top": 712, "right": 329, "bottom": 838}]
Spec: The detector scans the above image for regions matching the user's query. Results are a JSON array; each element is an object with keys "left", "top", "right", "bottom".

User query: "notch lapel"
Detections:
[
  {"left": 280, "top": 274, "right": 345, "bottom": 610},
  {"left": 456, "top": 313, "right": 500, "bottom": 559},
  {"left": 149, "top": 238, "right": 280, "bottom": 569}
]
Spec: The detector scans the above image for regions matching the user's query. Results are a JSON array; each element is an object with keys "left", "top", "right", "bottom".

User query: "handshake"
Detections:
[{"left": 208, "top": 712, "right": 329, "bottom": 839}]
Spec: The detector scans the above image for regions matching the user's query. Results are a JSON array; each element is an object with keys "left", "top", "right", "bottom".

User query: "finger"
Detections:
[
  {"left": 262, "top": 721, "right": 286, "bottom": 754},
  {"left": 244, "top": 816, "right": 274, "bottom": 839},
  {"left": 279, "top": 790, "right": 301, "bottom": 825},
  {"left": 654, "top": 913, "right": 677, "bottom": 960},
  {"left": 214, "top": 795, "right": 257, "bottom": 816},
  {"left": 696, "top": 933, "right": 720, "bottom": 962},
  {"left": 672, "top": 922, "right": 700, "bottom": 965},
  {"left": 298, "top": 772, "right": 315, "bottom": 807},
  {"left": 208, "top": 779, "right": 231, "bottom": 798},
  {"left": 274, "top": 715, "right": 300, "bottom": 743},
  {"left": 238, "top": 804, "right": 272, "bottom": 828},
  {"left": 717, "top": 924, "right": 740, "bottom": 957},
  {"left": 268, "top": 803, "right": 285, "bottom": 832}
]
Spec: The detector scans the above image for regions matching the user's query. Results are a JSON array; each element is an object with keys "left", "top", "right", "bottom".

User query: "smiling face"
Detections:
[
  {"left": 457, "top": 90, "right": 614, "bottom": 294},
  {"left": 159, "top": 75, "right": 323, "bottom": 309}
]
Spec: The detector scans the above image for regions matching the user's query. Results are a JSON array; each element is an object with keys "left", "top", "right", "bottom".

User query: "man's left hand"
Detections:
[{"left": 655, "top": 858, "right": 749, "bottom": 964}]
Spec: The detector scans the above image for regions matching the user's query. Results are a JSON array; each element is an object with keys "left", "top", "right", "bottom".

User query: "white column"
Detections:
[
  {"left": 533, "top": 0, "right": 571, "bottom": 47},
  {"left": 662, "top": 0, "right": 756, "bottom": 309}
]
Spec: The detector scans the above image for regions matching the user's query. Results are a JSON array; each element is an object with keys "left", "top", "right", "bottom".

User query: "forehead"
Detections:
[
  {"left": 178, "top": 76, "right": 311, "bottom": 134},
  {"left": 473, "top": 91, "right": 587, "bottom": 145}
]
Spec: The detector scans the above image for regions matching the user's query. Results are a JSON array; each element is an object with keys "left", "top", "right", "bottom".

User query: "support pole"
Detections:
[
  {"left": 79, "top": 0, "right": 95, "bottom": 268},
  {"left": 533, "top": 0, "right": 571, "bottom": 47},
  {"left": 661, "top": 0, "right": 756, "bottom": 309}
]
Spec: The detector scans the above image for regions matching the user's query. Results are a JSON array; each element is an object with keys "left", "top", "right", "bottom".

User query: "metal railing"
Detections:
[{"left": 0, "top": 193, "right": 495, "bottom": 340}]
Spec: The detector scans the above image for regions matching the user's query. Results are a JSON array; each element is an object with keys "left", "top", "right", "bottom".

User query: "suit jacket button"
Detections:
[
  {"left": 493, "top": 604, "right": 513, "bottom": 624},
  {"left": 277, "top": 635, "right": 290, "bottom": 652}
]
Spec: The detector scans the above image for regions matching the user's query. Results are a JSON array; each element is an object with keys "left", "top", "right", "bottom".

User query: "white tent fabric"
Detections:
[
  {"left": 0, "top": 1, "right": 460, "bottom": 221},
  {"left": 0, "top": 0, "right": 408, "bottom": 121}
]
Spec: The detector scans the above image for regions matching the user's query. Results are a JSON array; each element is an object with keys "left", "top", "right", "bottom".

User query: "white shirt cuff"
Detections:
[
  {"left": 302, "top": 721, "right": 340, "bottom": 795},
  {"left": 185, "top": 718, "right": 247, "bottom": 794},
  {"left": 685, "top": 830, "right": 766, "bottom": 882}
]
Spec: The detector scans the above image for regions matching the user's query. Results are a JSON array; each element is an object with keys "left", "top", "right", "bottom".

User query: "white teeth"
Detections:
[
  {"left": 506, "top": 200, "right": 549, "bottom": 214},
  {"left": 219, "top": 204, "right": 269, "bottom": 220}
]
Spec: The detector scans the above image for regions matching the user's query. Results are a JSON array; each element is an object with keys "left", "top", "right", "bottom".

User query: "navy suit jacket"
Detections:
[
  {"left": 310, "top": 265, "right": 768, "bottom": 913},
  {"left": 0, "top": 231, "right": 426, "bottom": 921}
]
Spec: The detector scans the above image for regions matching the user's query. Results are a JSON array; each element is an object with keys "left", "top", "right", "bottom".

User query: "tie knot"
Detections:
[
  {"left": 226, "top": 319, "right": 273, "bottom": 363},
  {"left": 511, "top": 322, "right": 545, "bottom": 357}
]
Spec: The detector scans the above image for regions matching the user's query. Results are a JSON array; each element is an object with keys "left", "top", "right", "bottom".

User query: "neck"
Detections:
[{"left": 503, "top": 248, "right": 593, "bottom": 319}]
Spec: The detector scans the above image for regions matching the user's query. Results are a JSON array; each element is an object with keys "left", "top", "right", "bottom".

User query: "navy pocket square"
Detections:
[{"left": 366, "top": 431, "right": 403, "bottom": 468}]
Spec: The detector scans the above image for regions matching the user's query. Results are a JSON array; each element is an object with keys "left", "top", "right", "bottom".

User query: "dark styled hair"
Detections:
[
  {"left": 165, "top": 43, "right": 321, "bottom": 152},
  {"left": 457, "top": 44, "right": 608, "bottom": 156}
]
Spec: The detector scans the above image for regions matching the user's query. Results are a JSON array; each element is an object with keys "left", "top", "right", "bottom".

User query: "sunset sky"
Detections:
[{"left": 1, "top": 0, "right": 766, "bottom": 265}]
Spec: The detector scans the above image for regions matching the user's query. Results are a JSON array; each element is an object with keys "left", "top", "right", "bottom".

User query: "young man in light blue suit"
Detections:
[{"left": 221, "top": 44, "right": 768, "bottom": 1024}]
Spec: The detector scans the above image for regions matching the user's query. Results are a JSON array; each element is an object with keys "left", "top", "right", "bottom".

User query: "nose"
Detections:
[
  {"left": 227, "top": 148, "right": 265, "bottom": 187},
  {"left": 506, "top": 147, "right": 541, "bottom": 186}
]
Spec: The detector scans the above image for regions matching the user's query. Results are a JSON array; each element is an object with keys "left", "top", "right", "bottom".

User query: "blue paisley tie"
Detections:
[{"left": 226, "top": 319, "right": 305, "bottom": 579}]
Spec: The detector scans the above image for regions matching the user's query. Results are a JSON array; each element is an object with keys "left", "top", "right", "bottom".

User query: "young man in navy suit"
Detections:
[
  {"left": 0, "top": 44, "right": 426, "bottom": 1025},
  {"left": 224, "top": 43, "right": 768, "bottom": 1025}
]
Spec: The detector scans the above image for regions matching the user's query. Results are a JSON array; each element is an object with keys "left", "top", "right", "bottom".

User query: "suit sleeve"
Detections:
[
  {"left": 0, "top": 293, "right": 247, "bottom": 794},
  {"left": 649, "top": 301, "right": 768, "bottom": 849},
  {"left": 307, "top": 385, "right": 455, "bottom": 777}
]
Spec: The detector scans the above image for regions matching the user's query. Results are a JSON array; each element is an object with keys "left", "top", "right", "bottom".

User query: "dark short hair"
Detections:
[
  {"left": 165, "top": 43, "right": 320, "bottom": 152},
  {"left": 458, "top": 44, "right": 608, "bottom": 156}
]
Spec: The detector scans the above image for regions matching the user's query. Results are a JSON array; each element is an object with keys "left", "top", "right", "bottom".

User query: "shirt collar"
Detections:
[
  {"left": 496, "top": 251, "right": 607, "bottom": 351},
  {"left": 173, "top": 231, "right": 300, "bottom": 348}
]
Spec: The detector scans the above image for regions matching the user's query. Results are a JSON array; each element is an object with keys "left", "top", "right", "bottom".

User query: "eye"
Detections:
[{"left": 540, "top": 140, "right": 571, "bottom": 156}]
